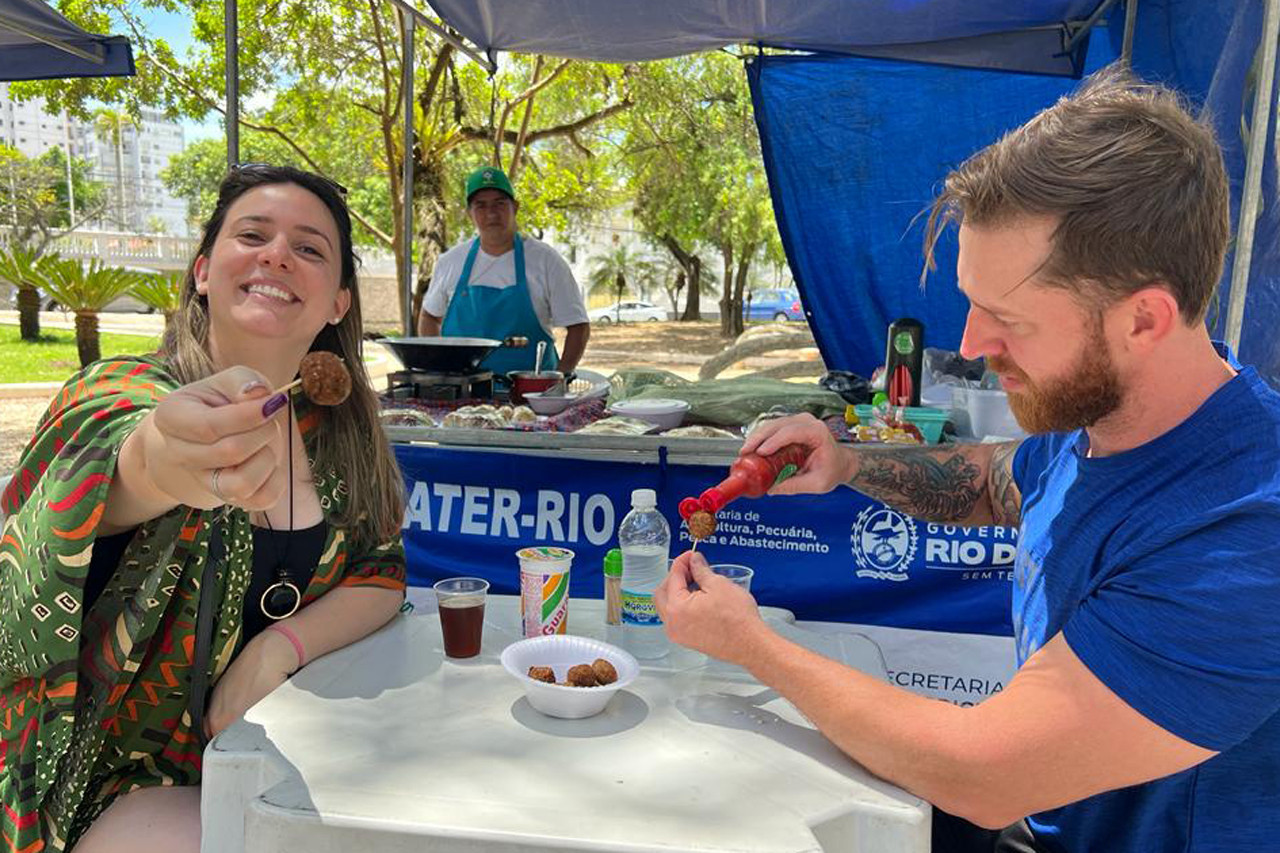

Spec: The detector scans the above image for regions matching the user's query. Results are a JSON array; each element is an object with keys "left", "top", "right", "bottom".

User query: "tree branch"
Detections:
[
  {"left": 458, "top": 98, "right": 632, "bottom": 148},
  {"left": 142, "top": 54, "right": 393, "bottom": 246}
]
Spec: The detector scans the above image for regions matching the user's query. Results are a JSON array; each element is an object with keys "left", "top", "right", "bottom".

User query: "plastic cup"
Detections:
[
  {"left": 710, "top": 564, "right": 754, "bottom": 591},
  {"left": 517, "top": 546, "right": 574, "bottom": 637},
  {"left": 433, "top": 577, "right": 489, "bottom": 658}
]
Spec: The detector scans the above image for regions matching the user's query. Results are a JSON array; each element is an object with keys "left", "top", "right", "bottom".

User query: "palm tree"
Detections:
[
  {"left": 129, "top": 270, "right": 184, "bottom": 329},
  {"left": 93, "top": 110, "right": 135, "bottom": 229},
  {"left": 0, "top": 246, "right": 55, "bottom": 341},
  {"left": 36, "top": 257, "right": 141, "bottom": 366},
  {"left": 588, "top": 246, "right": 652, "bottom": 322}
]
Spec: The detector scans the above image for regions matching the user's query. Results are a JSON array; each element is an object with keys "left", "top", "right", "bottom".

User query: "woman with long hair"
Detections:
[{"left": 0, "top": 164, "right": 406, "bottom": 851}]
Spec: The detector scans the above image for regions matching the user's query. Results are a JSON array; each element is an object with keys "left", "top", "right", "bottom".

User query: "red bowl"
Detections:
[{"left": 508, "top": 371, "right": 564, "bottom": 404}]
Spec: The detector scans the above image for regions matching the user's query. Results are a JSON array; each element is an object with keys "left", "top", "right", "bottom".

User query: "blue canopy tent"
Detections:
[
  {"left": 422, "top": 0, "right": 1280, "bottom": 386},
  {"left": 0, "top": 0, "right": 134, "bottom": 81}
]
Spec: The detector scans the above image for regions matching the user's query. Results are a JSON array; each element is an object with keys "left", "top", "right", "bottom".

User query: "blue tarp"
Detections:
[
  {"left": 397, "top": 444, "right": 1016, "bottom": 635},
  {"left": 0, "top": 0, "right": 134, "bottom": 81},
  {"left": 749, "top": 0, "right": 1280, "bottom": 386},
  {"left": 425, "top": 0, "right": 1099, "bottom": 75}
]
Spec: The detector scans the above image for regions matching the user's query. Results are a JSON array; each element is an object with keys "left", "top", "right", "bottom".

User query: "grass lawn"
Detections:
[{"left": 0, "top": 324, "right": 161, "bottom": 383}]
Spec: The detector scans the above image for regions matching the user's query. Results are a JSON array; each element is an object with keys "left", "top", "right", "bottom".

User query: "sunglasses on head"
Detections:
[{"left": 230, "top": 162, "right": 349, "bottom": 197}]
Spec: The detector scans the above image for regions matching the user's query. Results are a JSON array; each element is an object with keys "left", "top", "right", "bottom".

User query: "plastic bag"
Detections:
[{"left": 608, "top": 369, "right": 847, "bottom": 427}]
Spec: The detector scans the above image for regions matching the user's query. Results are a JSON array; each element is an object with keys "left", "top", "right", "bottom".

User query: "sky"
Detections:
[{"left": 131, "top": 8, "right": 227, "bottom": 142}]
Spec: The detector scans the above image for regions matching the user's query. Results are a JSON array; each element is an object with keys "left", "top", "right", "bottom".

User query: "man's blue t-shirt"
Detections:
[{"left": 1011, "top": 365, "right": 1280, "bottom": 853}]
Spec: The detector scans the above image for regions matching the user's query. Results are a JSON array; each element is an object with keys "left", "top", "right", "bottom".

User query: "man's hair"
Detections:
[{"left": 923, "top": 65, "right": 1230, "bottom": 324}]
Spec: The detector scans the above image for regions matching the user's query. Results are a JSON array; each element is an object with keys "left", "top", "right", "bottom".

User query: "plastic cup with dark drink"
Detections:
[{"left": 433, "top": 577, "right": 489, "bottom": 658}]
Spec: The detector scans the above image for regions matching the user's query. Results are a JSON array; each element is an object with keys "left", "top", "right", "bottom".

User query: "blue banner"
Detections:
[{"left": 396, "top": 444, "right": 1014, "bottom": 637}]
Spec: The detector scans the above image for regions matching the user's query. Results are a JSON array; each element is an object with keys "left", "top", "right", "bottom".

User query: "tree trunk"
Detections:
[
  {"left": 17, "top": 284, "right": 41, "bottom": 341},
  {"left": 730, "top": 248, "right": 754, "bottom": 339},
  {"left": 74, "top": 309, "right": 100, "bottom": 367},
  {"left": 718, "top": 244, "right": 735, "bottom": 338},
  {"left": 411, "top": 157, "right": 450, "bottom": 331},
  {"left": 666, "top": 270, "right": 685, "bottom": 315},
  {"left": 660, "top": 234, "right": 702, "bottom": 321}
]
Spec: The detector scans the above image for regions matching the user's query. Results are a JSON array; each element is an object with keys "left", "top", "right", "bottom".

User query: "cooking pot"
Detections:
[
  {"left": 381, "top": 336, "right": 528, "bottom": 373},
  {"left": 508, "top": 370, "right": 564, "bottom": 404}
]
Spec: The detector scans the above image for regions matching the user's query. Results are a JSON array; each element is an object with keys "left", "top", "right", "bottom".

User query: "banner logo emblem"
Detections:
[{"left": 851, "top": 506, "right": 917, "bottom": 582}]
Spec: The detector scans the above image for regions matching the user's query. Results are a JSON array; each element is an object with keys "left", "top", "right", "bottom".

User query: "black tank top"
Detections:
[{"left": 84, "top": 522, "right": 328, "bottom": 646}]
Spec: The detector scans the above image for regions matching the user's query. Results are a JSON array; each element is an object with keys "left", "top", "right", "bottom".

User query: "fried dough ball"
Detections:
[
  {"left": 527, "top": 666, "right": 555, "bottom": 684},
  {"left": 591, "top": 658, "right": 618, "bottom": 685},
  {"left": 688, "top": 510, "right": 717, "bottom": 540},
  {"left": 299, "top": 351, "right": 351, "bottom": 406},
  {"left": 565, "top": 664, "right": 598, "bottom": 687}
]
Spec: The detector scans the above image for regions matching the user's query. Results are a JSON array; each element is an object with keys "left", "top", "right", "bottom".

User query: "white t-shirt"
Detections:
[{"left": 423, "top": 235, "right": 589, "bottom": 334}]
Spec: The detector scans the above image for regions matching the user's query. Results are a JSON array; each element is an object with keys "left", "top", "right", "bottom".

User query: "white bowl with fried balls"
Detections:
[{"left": 501, "top": 635, "right": 639, "bottom": 719}]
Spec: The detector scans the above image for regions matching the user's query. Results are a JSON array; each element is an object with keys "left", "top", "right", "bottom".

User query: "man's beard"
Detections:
[{"left": 989, "top": 321, "right": 1124, "bottom": 435}]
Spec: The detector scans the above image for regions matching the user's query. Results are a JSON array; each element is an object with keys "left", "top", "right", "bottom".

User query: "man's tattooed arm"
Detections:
[{"left": 846, "top": 440, "right": 1023, "bottom": 527}]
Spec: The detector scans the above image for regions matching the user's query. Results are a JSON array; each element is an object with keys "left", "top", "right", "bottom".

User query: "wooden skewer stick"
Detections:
[
  {"left": 273, "top": 377, "right": 304, "bottom": 396},
  {"left": 690, "top": 539, "right": 700, "bottom": 555}
]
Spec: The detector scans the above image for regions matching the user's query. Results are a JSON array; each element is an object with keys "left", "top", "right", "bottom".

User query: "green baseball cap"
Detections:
[{"left": 465, "top": 166, "right": 515, "bottom": 202}]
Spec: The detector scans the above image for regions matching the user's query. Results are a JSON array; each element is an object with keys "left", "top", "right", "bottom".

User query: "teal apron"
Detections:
[{"left": 440, "top": 234, "right": 560, "bottom": 375}]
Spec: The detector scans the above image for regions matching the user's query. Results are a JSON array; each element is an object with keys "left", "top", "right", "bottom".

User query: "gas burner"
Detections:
[{"left": 386, "top": 369, "right": 495, "bottom": 401}]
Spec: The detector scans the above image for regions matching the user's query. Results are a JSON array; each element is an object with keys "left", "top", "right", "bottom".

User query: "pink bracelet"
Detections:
[{"left": 266, "top": 623, "right": 306, "bottom": 671}]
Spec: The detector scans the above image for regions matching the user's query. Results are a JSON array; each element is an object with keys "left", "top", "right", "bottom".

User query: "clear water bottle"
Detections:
[{"left": 618, "top": 488, "right": 671, "bottom": 659}]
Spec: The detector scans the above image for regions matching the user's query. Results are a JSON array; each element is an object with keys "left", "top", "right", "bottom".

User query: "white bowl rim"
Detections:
[
  {"left": 500, "top": 635, "right": 639, "bottom": 693},
  {"left": 608, "top": 398, "right": 691, "bottom": 415}
]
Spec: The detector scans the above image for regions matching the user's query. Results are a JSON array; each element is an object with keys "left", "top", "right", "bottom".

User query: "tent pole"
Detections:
[
  {"left": 1063, "top": 0, "right": 1122, "bottom": 54},
  {"left": 1121, "top": 0, "right": 1138, "bottom": 66},
  {"left": 385, "top": 0, "right": 495, "bottom": 73},
  {"left": 1225, "top": 0, "right": 1280, "bottom": 351},
  {"left": 225, "top": 0, "right": 239, "bottom": 169},
  {"left": 401, "top": 12, "right": 416, "bottom": 335}
]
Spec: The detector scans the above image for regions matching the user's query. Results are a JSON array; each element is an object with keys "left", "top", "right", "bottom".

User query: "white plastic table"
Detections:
[{"left": 201, "top": 595, "right": 930, "bottom": 852}]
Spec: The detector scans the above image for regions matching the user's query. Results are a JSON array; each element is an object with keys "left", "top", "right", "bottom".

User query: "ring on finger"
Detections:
[{"left": 210, "top": 467, "right": 228, "bottom": 503}]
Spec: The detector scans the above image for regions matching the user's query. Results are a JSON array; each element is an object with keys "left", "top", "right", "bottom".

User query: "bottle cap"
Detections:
[
  {"left": 603, "top": 548, "right": 623, "bottom": 577},
  {"left": 630, "top": 488, "right": 657, "bottom": 508}
]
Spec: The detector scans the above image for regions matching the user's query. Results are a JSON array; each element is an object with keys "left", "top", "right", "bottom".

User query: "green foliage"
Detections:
[
  {"left": 129, "top": 269, "right": 184, "bottom": 315},
  {"left": 36, "top": 257, "right": 141, "bottom": 312},
  {"left": 0, "top": 325, "right": 159, "bottom": 383},
  {"left": 587, "top": 245, "right": 652, "bottom": 299},
  {"left": 0, "top": 246, "right": 47, "bottom": 290},
  {"left": 1, "top": 146, "right": 106, "bottom": 253}
]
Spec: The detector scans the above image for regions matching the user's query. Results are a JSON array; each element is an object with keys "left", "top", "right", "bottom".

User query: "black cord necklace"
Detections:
[{"left": 260, "top": 394, "right": 302, "bottom": 620}]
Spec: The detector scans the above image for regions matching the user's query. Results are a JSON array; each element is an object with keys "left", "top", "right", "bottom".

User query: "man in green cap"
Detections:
[{"left": 419, "top": 166, "right": 590, "bottom": 376}]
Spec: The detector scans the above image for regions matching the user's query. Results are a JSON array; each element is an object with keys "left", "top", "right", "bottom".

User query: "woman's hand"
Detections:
[
  {"left": 140, "top": 366, "right": 290, "bottom": 512},
  {"left": 739, "top": 413, "right": 853, "bottom": 495},
  {"left": 204, "top": 627, "right": 299, "bottom": 738}
]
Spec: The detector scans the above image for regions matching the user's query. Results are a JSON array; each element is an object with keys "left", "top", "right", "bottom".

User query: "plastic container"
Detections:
[
  {"left": 679, "top": 444, "right": 810, "bottom": 519},
  {"left": 607, "top": 399, "right": 690, "bottom": 430},
  {"left": 517, "top": 546, "right": 574, "bottom": 637},
  {"left": 500, "top": 634, "right": 639, "bottom": 719},
  {"left": 950, "top": 386, "right": 1025, "bottom": 440},
  {"left": 618, "top": 488, "right": 671, "bottom": 659},
  {"left": 853, "top": 404, "right": 950, "bottom": 444}
]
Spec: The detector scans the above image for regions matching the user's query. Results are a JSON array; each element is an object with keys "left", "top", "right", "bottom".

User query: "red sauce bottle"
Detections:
[{"left": 679, "top": 444, "right": 811, "bottom": 519}]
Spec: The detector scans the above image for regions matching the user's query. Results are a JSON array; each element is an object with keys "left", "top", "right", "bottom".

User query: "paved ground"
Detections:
[{"left": 1, "top": 312, "right": 820, "bottom": 477}]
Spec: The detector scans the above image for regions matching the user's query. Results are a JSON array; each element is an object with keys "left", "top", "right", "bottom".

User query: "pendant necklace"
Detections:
[{"left": 260, "top": 394, "right": 302, "bottom": 620}]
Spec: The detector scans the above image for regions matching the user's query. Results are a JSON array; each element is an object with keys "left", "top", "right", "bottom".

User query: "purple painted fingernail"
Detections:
[{"left": 261, "top": 393, "right": 288, "bottom": 418}]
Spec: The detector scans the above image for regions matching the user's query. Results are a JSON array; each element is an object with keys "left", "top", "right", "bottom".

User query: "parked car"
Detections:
[
  {"left": 588, "top": 300, "right": 668, "bottom": 323},
  {"left": 744, "top": 288, "right": 805, "bottom": 322}
]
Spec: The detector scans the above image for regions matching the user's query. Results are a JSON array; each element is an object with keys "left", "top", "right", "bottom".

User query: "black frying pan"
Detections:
[{"left": 381, "top": 336, "right": 527, "bottom": 373}]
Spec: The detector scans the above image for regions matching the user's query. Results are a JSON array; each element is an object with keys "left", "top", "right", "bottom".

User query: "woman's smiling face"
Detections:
[{"left": 194, "top": 182, "right": 350, "bottom": 347}]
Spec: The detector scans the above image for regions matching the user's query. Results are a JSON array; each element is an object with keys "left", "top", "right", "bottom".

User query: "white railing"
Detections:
[
  {"left": 0, "top": 226, "right": 397, "bottom": 275},
  {"left": 0, "top": 227, "right": 197, "bottom": 270}
]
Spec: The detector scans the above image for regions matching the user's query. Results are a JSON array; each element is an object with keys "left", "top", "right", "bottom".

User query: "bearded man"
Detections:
[{"left": 656, "top": 66, "right": 1280, "bottom": 853}]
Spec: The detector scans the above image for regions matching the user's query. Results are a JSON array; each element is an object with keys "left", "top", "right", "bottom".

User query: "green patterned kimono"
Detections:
[{"left": 0, "top": 356, "right": 405, "bottom": 852}]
